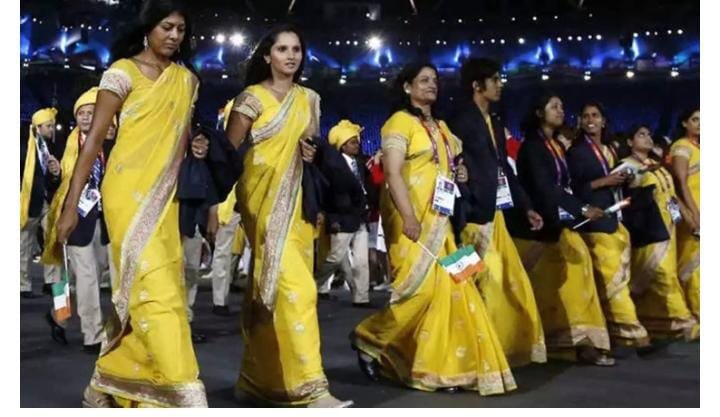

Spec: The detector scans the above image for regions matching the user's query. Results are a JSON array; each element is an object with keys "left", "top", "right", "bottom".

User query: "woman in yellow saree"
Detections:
[
  {"left": 669, "top": 109, "right": 700, "bottom": 321},
  {"left": 511, "top": 94, "right": 613, "bottom": 365},
  {"left": 224, "top": 25, "right": 351, "bottom": 407},
  {"left": 55, "top": 2, "right": 207, "bottom": 407},
  {"left": 449, "top": 58, "right": 546, "bottom": 367},
  {"left": 566, "top": 102, "right": 649, "bottom": 349},
  {"left": 621, "top": 125, "right": 698, "bottom": 340},
  {"left": 351, "top": 63, "right": 517, "bottom": 396}
]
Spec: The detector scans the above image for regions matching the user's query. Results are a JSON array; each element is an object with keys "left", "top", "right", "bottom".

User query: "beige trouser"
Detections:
[
  {"left": 183, "top": 228, "right": 204, "bottom": 323},
  {"left": 20, "top": 203, "right": 61, "bottom": 292},
  {"left": 315, "top": 225, "right": 370, "bottom": 303},
  {"left": 209, "top": 213, "right": 241, "bottom": 307},
  {"left": 66, "top": 219, "right": 105, "bottom": 345}
]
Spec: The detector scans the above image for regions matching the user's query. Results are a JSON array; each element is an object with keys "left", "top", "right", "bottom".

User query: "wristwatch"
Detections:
[{"left": 581, "top": 205, "right": 591, "bottom": 216}]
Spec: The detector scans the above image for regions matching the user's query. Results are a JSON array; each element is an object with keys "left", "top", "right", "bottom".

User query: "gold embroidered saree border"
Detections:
[
  {"left": 543, "top": 325, "right": 611, "bottom": 351},
  {"left": 91, "top": 369, "right": 207, "bottom": 407},
  {"left": 630, "top": 239, "right": 672, "bottom": 296},
  {"left": 390, "top": 214, "right": 448, "bottom": 303},
  {"left": 236, "top": 373, "right": 329, "bottom": 406},
  {"left": 250, "top": 87, "right": 297, "bottom": 144},
  {"left": 257, "top": 152, "right": 303, "bottom": 311},
  {"left": 102, "top": 71, "right": 192, "bottom": 355},
  {"left": 353, "top": 334, "right": 517, "bottom": 396},
  {"left": 605, "top": 231, "right": 632, "bottom": 300}
]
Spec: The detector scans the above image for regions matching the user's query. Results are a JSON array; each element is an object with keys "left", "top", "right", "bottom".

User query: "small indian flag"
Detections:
[
  {"left": 438, "top": 245, "right": 487, "bottom": 283},
  {"left": 53, "top": 245, "right": 72, "bottom": 322},
  {"left": 52, "top": 277, "right": 71, "bottom": 322}
]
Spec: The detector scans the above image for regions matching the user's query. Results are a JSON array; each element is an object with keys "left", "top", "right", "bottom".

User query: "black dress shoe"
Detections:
[
  {"left": 83, "top": 343, "right": 102, "bottom": 355},
  {"left": 212, "top": 305, "right": 233, "bottom": 317},
  {"left": 191, "top": 332, "right": 208, "bottom": 344},
  {"left": 356, "top": 352, "right": 380, "bottom": 381},
  {"left": 42, "top": 283, "right": 53, "bottom": 295},
  {"left": 21, "top": 291, "right": 41, "bottom": 299},
  {"left": 443, "top": 387, "right": 460, "bottom": 394},
  {"left": 352, "top": 302, "right": 373, "bottom": 308},
  {"left": 44, "top": 312, "right": 68, "bottom": 345},
  {"left": 318, "top": 293, "right": 337, "bottom": 301}
]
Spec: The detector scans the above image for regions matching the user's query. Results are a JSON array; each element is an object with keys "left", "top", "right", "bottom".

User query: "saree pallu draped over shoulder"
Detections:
[
  {"left": 89, "top": 59, "right": 207, "bottom": 407},
  {"left": 232, "top": 84, "right": 331, "bottom": 406}
]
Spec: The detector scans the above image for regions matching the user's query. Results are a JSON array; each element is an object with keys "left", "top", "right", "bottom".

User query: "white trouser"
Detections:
[
  {"left": 209, "top": 213, "right": 241, "bottom": 307},
  {"left": 66, "top": 219, "right": 105, "bottom": 345},
  {"left": 183, "top": 228, "right": 204, "bottom": 323},
  {"left": 315, "top": 225, "right": 370, "bottom": 303},
  {"left": 20, "top": 203, "right": 61, "bottom": 292}
]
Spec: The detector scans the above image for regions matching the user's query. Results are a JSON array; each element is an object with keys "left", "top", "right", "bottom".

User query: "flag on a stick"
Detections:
[
  {"left": 52, "top": 245, "right": 71, "bottom": 322},
  {"left": 418, "top": 243, "right": 486, "bottom": 283}
]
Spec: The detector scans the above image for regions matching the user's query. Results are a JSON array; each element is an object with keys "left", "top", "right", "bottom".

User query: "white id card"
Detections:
[
  {"left": 77, "top": 186, "right": 100, "bottom": 218},
  {"left": 668, "top": 197, "right": 682, "bottom": 224},
  {"left": 558, "top": 206, "right": 575, "bottom": 222},
  {"left": 496, "top": 169, "right": 514, "bottom": 209},
  {"left": 432, "top": 174, "right": 457, "bottom": 216}
]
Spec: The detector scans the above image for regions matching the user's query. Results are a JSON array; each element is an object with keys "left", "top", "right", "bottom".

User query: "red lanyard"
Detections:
[
  {"left": 585, "top": 135, "right": 611, "bottom": 175},
  {"left": 420, "top": 119, "right": 456, "bottom": 176},
  {"left": 540, "top": 130, "right": 569, "bottom": 186},
  {"left": 78, "top": 133, "right": 105, "bottom": 166}
]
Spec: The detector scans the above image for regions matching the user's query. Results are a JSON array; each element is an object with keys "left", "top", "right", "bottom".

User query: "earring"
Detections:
[
  {"left": 404, "top": 88, "right": 410, "bottom": 95},
  {"left": 143, "top": 35, "right": 149, "bottom": 49}
]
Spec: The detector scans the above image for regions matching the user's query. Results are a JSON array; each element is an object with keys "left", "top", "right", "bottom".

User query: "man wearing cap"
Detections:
[
  {"left": 43, "top": 87, "right": 109, "bottom": 354},
  {"left": 315, "top": 120, "right": 372, "bottom": 307},
  {"left": 20, "top": 108, "right": 62, "bottom": 298}
]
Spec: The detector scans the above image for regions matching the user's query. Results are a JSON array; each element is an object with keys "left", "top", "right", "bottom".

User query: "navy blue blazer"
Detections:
[
  {"left": 507, "top": 132, "right": 585, "bottom": 242},
  {"left": 566, "top": 139, "right": 620, "bottom": 234},
  {"left": 319, "top": 148, "right": 370, "bottom": 234},
  {"left": 449, "top": 104, "right": 532, "bottom": 235}
]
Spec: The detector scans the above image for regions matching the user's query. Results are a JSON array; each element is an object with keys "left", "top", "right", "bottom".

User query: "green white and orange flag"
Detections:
[
  {"left": 52, "top": 245, "right": 71, "bottom": 322},
  {"left": 418, "top": 243, "right": 486, "bottom": 283}
]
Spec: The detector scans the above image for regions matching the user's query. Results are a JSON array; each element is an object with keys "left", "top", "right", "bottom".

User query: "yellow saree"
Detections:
[
  {"left": 579, "top": 144, "right": 648, "bottom": 347},
  {"left": 87, "top": 58, "right": 206, "bottom": 407},
  {"left": 623, "top": 158, "right": 698, "bottom": 340},
  {"left": 670, "top": 138, "right": 700, "bottom": 320},
  {"left": 514, "top": 229, "right": 610, "bottom": 354},
  {"left": 460, "top": 212, "right": 547, "bottom": 366},
  {"left": 232, "top": 84, "right": 330, "bottom": 405},
  {"left": 353, "top": 111, "right": 516, "bottom": 396}
]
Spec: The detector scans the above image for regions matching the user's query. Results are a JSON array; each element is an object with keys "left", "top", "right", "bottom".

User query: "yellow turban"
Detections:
[
  {"left": 31, "top": 108, "right": 57, "bottom": 127},
  {"left": 73, "top": 87, "right": 99, "bottom": 116},
  {"left": 329, "top": 119, "right": 363, "bottom": 150}
]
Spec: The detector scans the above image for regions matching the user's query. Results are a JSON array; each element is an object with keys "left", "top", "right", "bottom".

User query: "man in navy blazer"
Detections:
[{"left": 315, "top": 120, "right": 371, "bottom": 307}]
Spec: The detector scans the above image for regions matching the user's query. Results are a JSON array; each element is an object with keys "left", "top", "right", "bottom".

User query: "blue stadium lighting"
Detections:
[
  {"left": 545, "top": 40, "right": 555, "bottom": 61},
  {"left": 631, "top": 38, "right": 640, "bottom": 59}
]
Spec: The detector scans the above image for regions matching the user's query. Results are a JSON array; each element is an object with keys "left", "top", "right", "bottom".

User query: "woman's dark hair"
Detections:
[
  {"left": 460, "top": 57, "right": 501, "bottom": 97},
  {"left": 618, "top": 124, "right": 657, "bottom": 159},
  {"left": 243, "top": 24, "right": 307, "bottom": 87},
  {"left": 389, "top": 62, "right": 439, "bottom": 120},
  {"left": 110, "top": 0, "right": 195, "bottom": 68},
  {"left": 672, "top": 107, "right": 700, "bottom": 141},
  {"left": 577, "top": 101, "right": 612, "bottom": 144},
  {"left": 520, "top": 91, "right": 561, "bottom": 139}
]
